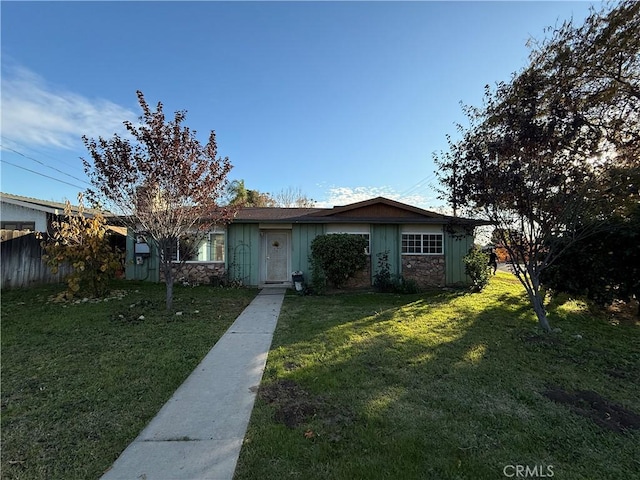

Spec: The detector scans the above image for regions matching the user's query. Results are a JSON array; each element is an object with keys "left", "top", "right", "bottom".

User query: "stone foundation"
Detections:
[
  {"left": 402, "top": 255, "right": 445, "bottom": 288},
  {"left": 161, "top": 262, "right": 226, "bottom": 285}
]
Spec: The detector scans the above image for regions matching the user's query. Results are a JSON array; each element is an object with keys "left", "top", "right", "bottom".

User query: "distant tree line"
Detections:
[{"left": 225, "top": 179, "right": 316, "bottom": 208}]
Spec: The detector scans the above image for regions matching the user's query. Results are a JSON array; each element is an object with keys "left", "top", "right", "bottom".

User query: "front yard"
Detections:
[
  {"left": 235, "top": 273, "right": 639, "bottom": 480},
  {"left": 1, "top": 281, "right": 257, "bottom": 480},
  {"left": 2, "top": 274, "right": 638, "bottom": 479}
]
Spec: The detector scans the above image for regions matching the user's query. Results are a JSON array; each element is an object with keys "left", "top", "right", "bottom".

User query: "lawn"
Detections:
[
  {"left": 1, "top": 280, "right": 257, "bottom": 480},
  {"left": 235, "top": 273, "right": 640, "bottom": 480}
]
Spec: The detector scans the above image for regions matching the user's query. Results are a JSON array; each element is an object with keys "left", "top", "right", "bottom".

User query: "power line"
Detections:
[
  {"left": 0, "top": 158, "right": 86, "bottom": 190},
  {"left": 0, "top": 143, "right": 91, "bottom": 186},
  {"left": 399, "top": 172, "right": 438, "bottom": 198},
  {"left": 0, "top": 134, "right": 85, "bottom": 174}
]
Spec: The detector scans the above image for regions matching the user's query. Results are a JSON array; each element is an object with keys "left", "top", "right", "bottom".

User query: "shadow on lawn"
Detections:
[{"left": 258, "top": 283, "right": 640, "bottom": 475}]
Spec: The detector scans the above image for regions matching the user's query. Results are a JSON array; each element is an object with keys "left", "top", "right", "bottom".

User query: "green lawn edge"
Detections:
[
  {"left": 1, "top": 280, "right": 258, "bottom": 480},
  {"left": 234, "top": 273, "right": 639, "bottom": 480}
]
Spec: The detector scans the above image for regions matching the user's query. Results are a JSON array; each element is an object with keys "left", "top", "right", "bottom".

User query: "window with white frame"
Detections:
[
  {"left": 401, "top": 233, "right": 443, "bottom": 255},
  {"left": 326, "top": 224, "right": 371, "bottom": 255},
  {"left": 170, "top": 231, "right": 225, "bottom": 262}
]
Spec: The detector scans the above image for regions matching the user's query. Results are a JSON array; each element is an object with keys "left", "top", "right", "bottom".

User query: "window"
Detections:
[
  {"left": 170, "top": 231, "right": 225, "bottom": 262},
  {"left": 1, "top": 221, "right": 36, "bottom": 231},
  {"left": 328, "top": 232, "right": 370, "bottom": 255},
  {"left": 352, "top": 233, "right": 371, "bottom": 255},
  {"left": 326, "top": 225, "right": 371, "bottom": 255},
  {"left": 402, "top": 233, "right": 443, "bottom": 255}
]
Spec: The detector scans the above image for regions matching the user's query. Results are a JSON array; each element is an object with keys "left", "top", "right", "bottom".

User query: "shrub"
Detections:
[
  {"left": 41, "top": 194, "right": 123, "bottom": 300},
  {"left": 463, "top": 246, "right": 490, "bottom": 291},
  {"left": 310, "top": 234, "right": 367, "bottom": 289},
  {"left": 374, "top": 250, "right": 422, "bottom": 294},
  {"left": 373, "top": 250, "right": 394, "bottom": 292},
  {"left": 309, "top": 255, "right": 327, "bottom": 295}
]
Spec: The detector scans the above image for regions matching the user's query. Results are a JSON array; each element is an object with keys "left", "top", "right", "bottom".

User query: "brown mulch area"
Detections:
[{"left": 542, "top": 387, "right": 640, "bottom": 433}]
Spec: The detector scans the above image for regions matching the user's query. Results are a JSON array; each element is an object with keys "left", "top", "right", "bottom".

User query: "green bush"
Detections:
[
  {"left": 463, "top": 246, "right": 490, "bottom": 291},
  {"left": 309, "top": 254, "right": 327, "bottom": 295},
  {"left": 373, "top": 250, "right": 394, "bottom": 292},
  {"left": 310, "top": 234, "right": 367, "bottom": 289}
]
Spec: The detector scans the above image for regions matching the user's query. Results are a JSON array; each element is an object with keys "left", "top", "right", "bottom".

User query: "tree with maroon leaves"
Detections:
[{"left": 83, "top": 91, "right": 236, "bottom": 309}]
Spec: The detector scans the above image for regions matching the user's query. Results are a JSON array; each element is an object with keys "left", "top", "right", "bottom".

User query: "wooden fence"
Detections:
[{"left": 0, "top": 230, "right": 71, "bottom": 289}]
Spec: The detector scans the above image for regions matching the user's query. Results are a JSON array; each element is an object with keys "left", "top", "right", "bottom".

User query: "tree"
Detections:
[
  {"left": 42, "top": 194, "right": 123, "bottom": 300},
  {"left": 226, "top": 179, "right": 276, "bottom": 207},
  {"left": 225, "top": 181, "right": 316, "bottom": 208},
  {"left": 272, "top": 187, "right": 316, "bottom": 207},
  {"left": 434, "top": 2, "right": 639, "bottom": 331},
  {"left": 541, "top": 158, "right": 640, "bottom": 312},
  {"left": 83, "top": 91, "right": 236, "bottom": 309}
]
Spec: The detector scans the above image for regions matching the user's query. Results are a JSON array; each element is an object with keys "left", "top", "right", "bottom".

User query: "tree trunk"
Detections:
[
  {"left": 513, "top": 263, "right": 553, "bottom": 333},
  {"left": 531, "top": 292, "right": 551, "bottom": 332},
  {"left": 164, "top": 262, "right": 174, "bottom": 310}
]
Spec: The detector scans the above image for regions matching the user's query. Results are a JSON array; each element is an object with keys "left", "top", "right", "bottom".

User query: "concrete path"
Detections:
[{"left": 101, "top": 288, "right": 286, "bottom": 480}]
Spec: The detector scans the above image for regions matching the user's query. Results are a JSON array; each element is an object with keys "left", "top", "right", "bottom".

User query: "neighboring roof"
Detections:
[
  {"left": 234, "top": 197, "right": 487, "bottom": 226},
  {"left": 0, "top": 192, "right": 109, "bottom": 218}
]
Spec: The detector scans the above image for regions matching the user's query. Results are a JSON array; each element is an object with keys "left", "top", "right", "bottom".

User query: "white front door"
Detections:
[{"left": 264, "top": 231, "right": 289, "bottom": 283}]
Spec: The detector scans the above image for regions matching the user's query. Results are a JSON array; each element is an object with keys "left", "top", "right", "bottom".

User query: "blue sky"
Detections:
[{"left": 1, "top": 1, "right": 597, "bottom": 209}]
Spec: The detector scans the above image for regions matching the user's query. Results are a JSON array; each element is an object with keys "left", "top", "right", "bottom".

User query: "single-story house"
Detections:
[
  {"left": 125, "top": 197, "right": 487, "bottom": 289},
  {"left": 0, "top": 192, "right": 126, "bottom": 244},
  {"left": 0, "top": 192, "right": 126, "bottom": 234}
]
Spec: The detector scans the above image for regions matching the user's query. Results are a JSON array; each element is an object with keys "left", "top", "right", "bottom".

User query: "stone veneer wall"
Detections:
[
  {"left": 160, "top": 262, "right": 226, "bottom": 284},
  {"left": 402, "top": 255, "right": 446, "bottom": 288}
]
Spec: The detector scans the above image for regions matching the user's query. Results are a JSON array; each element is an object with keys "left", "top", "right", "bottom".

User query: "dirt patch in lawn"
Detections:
[
  {"left": 542, "top": 387, "right": 640, "bottom": 433},
  {"left": 259, "top": 379, "right": 356, "bottom": 440},
  {"left": 259, "top": 379, "right": 323, "bottom": 428}
]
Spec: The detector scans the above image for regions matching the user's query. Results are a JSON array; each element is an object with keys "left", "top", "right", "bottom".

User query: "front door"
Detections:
[{"left": 265, "top": 231, "right": 289, "bottom": 283}]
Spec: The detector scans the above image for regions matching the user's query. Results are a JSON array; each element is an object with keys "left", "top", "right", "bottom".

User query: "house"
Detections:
[
  {"left": 0, "top": 192, "right": 125, "bottom": 234},
  {"left": 126, "top": 197, "right": 486, "bottom": 289},
  {"left": 0, "top": 192, "right": 126, "bottom": 288}
]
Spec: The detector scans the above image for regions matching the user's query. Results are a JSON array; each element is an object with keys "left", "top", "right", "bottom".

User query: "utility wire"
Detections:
[
  {"left": 0, "top": 134, "right": 85, "bottom": 174},
  {"left": 0, "top": 143, "right": 91, "bottom": 186},
  {"left": 0, "top": 158, "right": 85, "bottom": 190},
  {"left": 399, "top": 172, "right": 438, "bottom": 198}
]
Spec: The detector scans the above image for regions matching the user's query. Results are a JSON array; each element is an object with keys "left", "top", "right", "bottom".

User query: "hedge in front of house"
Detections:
[{"left": 310, "top": 234, "right": 367, "bottom": 289}]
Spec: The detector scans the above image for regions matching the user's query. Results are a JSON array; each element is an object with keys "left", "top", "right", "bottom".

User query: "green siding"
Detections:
[
  {"left": 292, "top": 224, "right": 325, "bottom": 279},
  {"left": 371, "top": 224, "right": 400, "bottom": 283},
  {"left": 445, "top": 229, "right": 474, "bottom": 285},
  {"left": 125, "top": 231, "right": 160, "bottom": 282},
  {"left": 227, "top": 224, "right": 260, "bottom": 285}
]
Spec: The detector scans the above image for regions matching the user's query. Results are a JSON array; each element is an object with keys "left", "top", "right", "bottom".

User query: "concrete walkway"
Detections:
[{"left": 101, "top": 288, "right": 286, "bottom": 480}]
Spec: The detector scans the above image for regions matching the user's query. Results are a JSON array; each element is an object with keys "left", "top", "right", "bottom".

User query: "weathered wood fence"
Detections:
[{"left": 0, "top": 230, "right": 71, "bottom": 289}]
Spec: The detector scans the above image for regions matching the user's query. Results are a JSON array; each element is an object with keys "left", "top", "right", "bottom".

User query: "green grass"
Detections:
[
  {"left": 235, "top": 273, "right": 640, "bottom": 480},
  {"left": 1, "top": 280, "right": 257, "bottom": 480}
]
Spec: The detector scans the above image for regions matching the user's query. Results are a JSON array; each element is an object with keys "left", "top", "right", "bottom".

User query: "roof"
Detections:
[
  {"left": 234, "top": 197, "right": 487, "bottom": 226},
  {"left": 1, "top": 193, "right": 486, "bottom": 228},
  {"left": 0, "top": 192, "right": 108, "bottom": 217}
]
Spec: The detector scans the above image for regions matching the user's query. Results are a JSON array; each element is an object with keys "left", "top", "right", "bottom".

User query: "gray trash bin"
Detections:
[{"left": 291, "top": 271, "right": 304, "bottom": 291}]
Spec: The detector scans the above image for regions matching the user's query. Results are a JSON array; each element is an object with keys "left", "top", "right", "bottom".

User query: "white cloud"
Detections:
[
  {"left": 1, "top": 64, "right": 135, "bottom": 149},
  {"left": 318, "top": 185, "right": 446, "bottom": 212}
]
